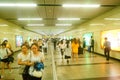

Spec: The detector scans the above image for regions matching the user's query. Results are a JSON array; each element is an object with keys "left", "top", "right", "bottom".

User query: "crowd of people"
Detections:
[
  {"left": 0, "top": 37, "right": 111, "bottom": 80},
  {"left": 0, "top": 38, "right": 48, "bottom": 80},
  {"left": 54, "top": 36, "right": 111, "bottom": 63}
]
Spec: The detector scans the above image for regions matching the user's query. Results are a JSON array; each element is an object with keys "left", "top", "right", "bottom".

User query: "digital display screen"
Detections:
[
  {"left": 83, "top": 32, "right": 93, "bottom": 46},
  {"left": 101, "top": 29, "right": 120, "bottom": 51},
  {"left": 15, "top": 35, "right": 23, "bottom": 47}
]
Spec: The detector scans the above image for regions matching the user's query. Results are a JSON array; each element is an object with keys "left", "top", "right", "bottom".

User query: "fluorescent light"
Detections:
[
  {"left": 57, "top": 18, "right": 80, "bottom": 20},
  {"left": 56, "top": 24, "right": 72, "bottom": 26},
  {"left": 104, "top": 18, "right": 120, "bottom": 20},
  {"left": 18, "top": 18, "right": 42, "bottom": 20},
  {"left": 27, "top": 24, "right": 44, "bottom": 26},
  {"left": 0, "top": 24, "right": 8, "bottom": 26},
  {"left": 90, "top": 23, "right": 105, "bottom": 26},
  {"left": 0, "top": 3, "right": 37, "bottom": 7},
  {"left": 62, "top": 4, "right": 100, "bottom": 8}
]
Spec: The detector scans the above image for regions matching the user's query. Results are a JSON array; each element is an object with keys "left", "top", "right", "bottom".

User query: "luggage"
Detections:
[{"left": 78, "top": 47, "right": 83, "bottom": 54}]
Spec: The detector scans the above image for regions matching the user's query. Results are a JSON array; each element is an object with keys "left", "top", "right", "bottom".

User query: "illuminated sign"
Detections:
[{"left": 101, "top": 29, "right": 120, "bottom": 51}]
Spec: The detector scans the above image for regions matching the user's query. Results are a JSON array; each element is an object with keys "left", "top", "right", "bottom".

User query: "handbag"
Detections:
[
  {"left": 32, "top": 69, "right": 43, "bottom": 78},
  {"left": 29, "top": 62, "right": 44, "bottom": 78}
]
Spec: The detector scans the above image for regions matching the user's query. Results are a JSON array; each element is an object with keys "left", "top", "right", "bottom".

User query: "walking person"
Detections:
[
  {"left": 17, "top": 43, "right": 31, "bottom": 80},
  {"left": 0, "top": 43, "right": 12, "bottom": 78},
  {"left": 59, "top": 40, "right": 66, "bottom": 59},
  {"left": 82, "top": 38, "right": 86, "bottom": 54},
  {"left": 29, "top": 43, "right": 45, "bottom": 80},
  {"left": 2, "top": 40, "right": 14, "bottom": 70},
  {"left": 71, "top": 38, "right": 79, "bottom": 62},
  {"left": 89, "top": 36, "right": 94, "bottom": 53},
  {"left": 64, "top": 40, "right": 72, "bottom": 63},
  {"left": 103, "top": 37, "right": 111, "bottom": 61}
]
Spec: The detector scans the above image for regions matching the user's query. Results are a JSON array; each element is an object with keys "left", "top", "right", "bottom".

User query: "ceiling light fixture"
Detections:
[
  {"left": 90, "top": 23, "right": 105, "bottom": 26},
  {"left": 57, "top": 18, "right": 80, "bottom": 20},
  {"left": 104, "top": 18, "right": 120, "bottom": 20},
  {"left": 56, "top": 24, "right": 72, "bottom": 26},
  {"left": 0, "top": 3, "right": 37, "bottom": 7},
  {"left": 62, "top": 4, "right": 100, "bottom": 8},
  {"left": 18, "top": 18, "right": 42, "bottom": 20},
  {"left": 0, "top": 24, "right": 8, "bottom": 26},
  {"left": 27, "top": 24, "right": 44, "bottom": 26}
]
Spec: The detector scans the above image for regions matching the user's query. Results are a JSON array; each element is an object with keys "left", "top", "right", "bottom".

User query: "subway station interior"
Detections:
[{"left": 0, "top": 0, "right": 120, "bottom": 80}]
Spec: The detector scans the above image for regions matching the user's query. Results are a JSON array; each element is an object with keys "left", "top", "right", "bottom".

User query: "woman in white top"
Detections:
[
  {"left": 0, "top": 43, "right": 12, "bottom": 78},
  {"left": 29, "top": 43, "right": 45, "bottom": 80},
  {"left": 17, "top": 44, "right": 31, "bottom": 80}
]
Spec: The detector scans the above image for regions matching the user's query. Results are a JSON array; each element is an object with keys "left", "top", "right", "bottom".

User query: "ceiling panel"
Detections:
[{"left": 0, "top": 0, "right": 120, "bottom": 36}]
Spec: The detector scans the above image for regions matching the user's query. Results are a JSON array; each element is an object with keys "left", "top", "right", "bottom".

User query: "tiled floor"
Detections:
[
  {"left": 55, "top": 52, "right": 120, "bottom": 80},
  {"left": 0, "top": 44, "right": 120, "bottom": 80}
]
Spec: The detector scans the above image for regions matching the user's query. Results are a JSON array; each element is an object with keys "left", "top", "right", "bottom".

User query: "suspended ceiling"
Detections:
[{"left": 0, "top": 0, "right": 120, "bottom": 36}]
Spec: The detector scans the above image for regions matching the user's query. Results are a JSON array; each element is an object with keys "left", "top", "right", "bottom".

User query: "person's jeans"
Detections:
[{"left": 104, "top": 48, "right": 110, "bottom": 61}]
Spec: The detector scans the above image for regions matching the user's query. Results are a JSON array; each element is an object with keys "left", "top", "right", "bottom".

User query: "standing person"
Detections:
[
  {"left": 29, "top": 43, "right": 45, "bottom": 80},
  {"left": 103, "top": 37, "right": 111, "bottom": 61},
  {"left": 89, "top": 36, "right": 94, "bottom": 53},
  {"left": 71, "top": 38, "right": 79, "bottom": 62},
  {"left": 0, "top": 43, "right": 12, "bottom": 78},
  {"left": 17, "top": 44, "right": 31, "bottom": 80}
]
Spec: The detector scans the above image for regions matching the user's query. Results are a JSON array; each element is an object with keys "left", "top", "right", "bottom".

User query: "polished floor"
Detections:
[{"left": 0, "top": 44, "right": 120, "bottom": 80}]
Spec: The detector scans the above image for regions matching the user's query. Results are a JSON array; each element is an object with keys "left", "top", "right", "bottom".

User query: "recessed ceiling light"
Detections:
[
  {"left": 55, "top": 24, "right": 72, "bottom": 26},
  {"left": 0, "top": 3, "right": 37, "bottom": 7},
  {"left": 57, "top": 18, "right": 80, "bottom": 20},
  {"left": 62, "top": 4, "right": 100, "bottom": 8},
  {"left": 18, "top": 18, "right": 42, "bottom": 20},
  {"left": 27, "top": 24, "right": 44, "bottom": 26}
]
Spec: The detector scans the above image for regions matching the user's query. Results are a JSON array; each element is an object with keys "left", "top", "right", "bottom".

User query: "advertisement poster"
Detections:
[
  {"left": 16, "top": 35, "right": 23, "bottom": 47},
  {"left": 101, "top": 29, "right": 120, "bottom": 51}
]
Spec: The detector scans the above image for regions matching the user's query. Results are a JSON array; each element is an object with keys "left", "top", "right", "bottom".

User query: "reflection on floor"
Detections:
[{"left": 0, "top": 49, "right": 120, "bottom": 80}]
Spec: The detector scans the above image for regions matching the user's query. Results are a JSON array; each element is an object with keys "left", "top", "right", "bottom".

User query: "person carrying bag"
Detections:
[{"left": 29, "top": 43, "right": 45, "bottom": 80}]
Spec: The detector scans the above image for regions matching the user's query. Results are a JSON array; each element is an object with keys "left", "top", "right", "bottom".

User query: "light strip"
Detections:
[
  {"left": 62, "top": 4, "right": 100, "bottom": 8},
  {"left": 0, "top": 24, "right": 8, "bottom": 26},
  {"left": 56, "top": 24, "right": 72, "bottom": 26},
  {"left": 104, "top": 18, "right": 120, "bottom": 20},
  {"left": 27, "top": 24, "right": 44, "bottom": 26},
  {"left": 18, "top": 18, "right": 42, "bottom": 20},
  {"left": 90, "top": 23, "right": 105, "bottom": 26},
  {"left": 0, "top": 3, "right": 37, "bottom": 7},
  {"left": 57, "top": 18, "right": 80, "bottom": 20}
]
